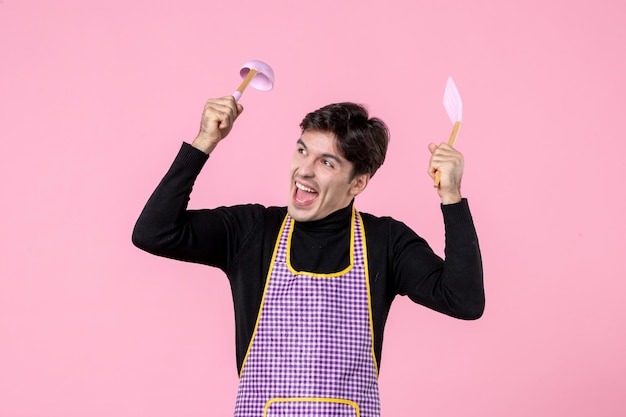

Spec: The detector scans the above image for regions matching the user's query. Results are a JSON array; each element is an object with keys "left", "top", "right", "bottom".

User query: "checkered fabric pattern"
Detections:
[{"left": 234, "top": 211, "right": 381, "bottom": 417}]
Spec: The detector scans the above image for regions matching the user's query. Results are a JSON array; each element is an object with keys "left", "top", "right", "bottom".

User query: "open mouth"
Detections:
[{"left": 293, "top": 181, "right": 318, "bottom": 206}]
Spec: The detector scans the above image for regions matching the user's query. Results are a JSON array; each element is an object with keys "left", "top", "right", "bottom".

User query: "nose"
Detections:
[{"left": 296, "top": 156, "right": 316, "bottom": 178}]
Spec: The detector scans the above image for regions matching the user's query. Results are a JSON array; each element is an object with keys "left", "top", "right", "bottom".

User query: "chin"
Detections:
[{"left": 287, "top": 204, "right": 318, "bottom": 222}]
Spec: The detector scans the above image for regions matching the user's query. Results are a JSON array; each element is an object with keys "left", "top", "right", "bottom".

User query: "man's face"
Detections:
[{"left": 287, "top": 130, "right": 369, "bottom": 222}]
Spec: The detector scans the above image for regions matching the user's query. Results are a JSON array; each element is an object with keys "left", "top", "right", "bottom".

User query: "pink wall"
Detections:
[{"left": 1, "top": 0, "right": 625, "bottom": 416}]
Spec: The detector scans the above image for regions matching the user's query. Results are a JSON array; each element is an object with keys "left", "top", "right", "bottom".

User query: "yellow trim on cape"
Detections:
[
  {"left": 357, "top": 211, "right": 380, "bottom": 377},
  {"left": 286, "top": 207, "right": 356, "bottom": 278},
  {"left": 264, "top": 397, "right": 360, "bottom": 417},
  {"left": 238, "top": 214, "right": 289, "bottom": 378}
]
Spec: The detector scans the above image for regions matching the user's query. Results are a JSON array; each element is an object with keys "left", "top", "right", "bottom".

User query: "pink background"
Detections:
[{"left": 1, "top": 0, "right": 625, "bottom": 416}]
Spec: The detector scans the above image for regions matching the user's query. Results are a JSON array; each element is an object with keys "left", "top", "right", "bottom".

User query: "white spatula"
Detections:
[{"left": 434, "top": 76, "right": 463, "bottom": 187}]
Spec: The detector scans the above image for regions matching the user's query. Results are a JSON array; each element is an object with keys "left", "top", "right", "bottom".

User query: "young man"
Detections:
[{"left": 132, "top": 96, "right": 484, "bottom": 417}]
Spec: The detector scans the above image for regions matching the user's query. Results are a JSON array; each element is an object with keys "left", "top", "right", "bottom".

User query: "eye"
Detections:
[
  {"left": 322, "top": 159, "right": 334, "bottom": 168},
  {"left": 297, "top": 147, "right": 307, "bottom": 155}
]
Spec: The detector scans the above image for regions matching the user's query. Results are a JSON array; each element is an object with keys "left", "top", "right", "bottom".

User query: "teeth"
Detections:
[{"left": 296, "top": 182, "right": 315, "bottom": 193}]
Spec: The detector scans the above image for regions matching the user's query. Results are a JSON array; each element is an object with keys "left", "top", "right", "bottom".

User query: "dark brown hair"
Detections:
[{"left": 300, "top": 102, "right": 389, "bottom": 178}]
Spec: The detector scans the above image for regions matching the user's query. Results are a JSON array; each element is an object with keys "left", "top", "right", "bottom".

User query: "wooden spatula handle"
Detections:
[{"left": 235, "top": 69, "right": 258, "bottom": 95}]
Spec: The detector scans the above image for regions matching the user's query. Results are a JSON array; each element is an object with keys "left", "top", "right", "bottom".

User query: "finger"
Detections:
[
  {"left": 218, "top": 97, "right": 241, "bottom": 125},
  {"left": 217, "top": 109, "right": 234, "bottom": 129},
  {"left": 434, "top": 143, "right": 456, "bottom": 154},
  {"left": 428, "top": 144, "right": 441, "bottom": 177},
  {"left": 208, "top": 96, "right": 241, "bottom": 120},
  {"left": 206, "top": 104, "right": 232, "bottom": 124},
  {"left": 427, "top": 156, "right": 440, "bottom": 179},
  {"left": 203, "top": 100, "right": 236, "bottom": 128},
  {"left": 429, "top": 154, "right": 459, "bottom": 179}
]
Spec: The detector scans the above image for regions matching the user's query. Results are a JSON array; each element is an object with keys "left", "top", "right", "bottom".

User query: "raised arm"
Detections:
[
  {"left": 391, "top": 143, "right": 484, "bottom": 319},
  {"left": 131, "top": 96, "right": 245, "bottom": 268}
]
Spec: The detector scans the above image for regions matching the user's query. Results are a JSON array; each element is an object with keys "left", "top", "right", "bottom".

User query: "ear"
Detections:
[{"left": 349, "top": 173, "right": 370, "bottom": 197}]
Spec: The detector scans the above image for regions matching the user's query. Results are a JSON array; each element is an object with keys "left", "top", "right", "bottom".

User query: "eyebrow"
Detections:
[{"left": 297, "top": 138, "right": 343, "bottom": 165}]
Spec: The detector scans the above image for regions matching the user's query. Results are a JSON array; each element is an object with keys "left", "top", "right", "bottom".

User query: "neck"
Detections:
[{"left": 295, "top": 201, "right": 353, "bottom": 230}]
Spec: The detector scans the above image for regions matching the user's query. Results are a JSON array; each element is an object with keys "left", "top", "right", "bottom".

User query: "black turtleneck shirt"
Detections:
[{"left": 132, "top": 142, "right": 485, "bottom": 374}]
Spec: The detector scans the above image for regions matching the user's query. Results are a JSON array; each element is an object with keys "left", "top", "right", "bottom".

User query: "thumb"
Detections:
[{"left": 428, "top": 143, "right": 438, "bottom": 154}]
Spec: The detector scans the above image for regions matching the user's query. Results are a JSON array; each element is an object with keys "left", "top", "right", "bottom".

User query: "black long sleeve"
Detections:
[{"left": 133, "top": 142, "right": 485, "bottom": 372}]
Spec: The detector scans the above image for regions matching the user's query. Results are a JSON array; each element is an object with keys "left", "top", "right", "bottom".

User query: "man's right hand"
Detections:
[{"left": 192, "top": 96, "right": 244, "bottom": 155}]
